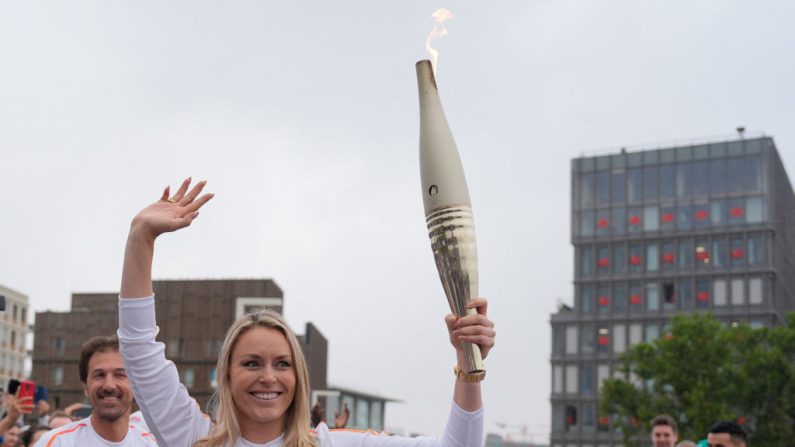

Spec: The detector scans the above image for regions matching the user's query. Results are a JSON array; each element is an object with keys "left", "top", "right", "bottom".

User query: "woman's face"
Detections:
[
  {"left": 229, "top": 326, "right": 297, "bottom": 442},
  {"left": 2, "top": 425, "right": 19, "bottom": 446}
]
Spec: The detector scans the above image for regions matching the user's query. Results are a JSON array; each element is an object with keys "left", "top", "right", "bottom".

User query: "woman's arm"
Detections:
[
  {"left": 446, "top": 297, "right": 495, "bottom": 411},
  {"left": 118, "top": 178, "right": 214, "bottom": 447},
  {"left": 120, "top": 178, "right": 213, "bottom": 299}
]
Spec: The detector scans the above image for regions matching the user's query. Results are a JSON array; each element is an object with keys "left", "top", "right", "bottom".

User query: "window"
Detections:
[
  {"left": 712, "top": 236, "right": 728, "bottom": 267},
  {"left": 749, "top": 277, "right": 763, "bottom": 305},
  {"left": 713, "top": 279, "right": 727, "bottom": 306},
  {"left": 580, "top": 286, "right": 594, "bottom": 314},
  {"left": 580, "top": 173, "right": 595, "bottom": 209},
  {"left": 627, "top": 207, "right": 643, "bottom": 234},
  {"left": 710, "top": 158, "right": 726, "bottom": 195},
  {"left": 613, "top": 243, "right": 627, "bottom": 274},
  {"left": 629, "top": 324, "right": 642, "bottom": 346},
  {"left": 581, "top": 364, "right": 594, "bottom": 395},
  {"left": 566, "top": 326, "right": 578, "bottom": 354},
  {"left": 596, "top": 171, "right": 610, "bottom": 206},
  {"left": 210, "top": 368, "right": 217, "bottom": 388},
  {"left": 711, "top": 200, "right": 727, "bottom": 226},
  {"left": 660, "top": 165, "right": 675, "bottom": 201},
  {"left": 731, "top": 279, "right": 745, "bottom": 305},
  {"left": 677, "top": 204, "right": 693, "bottom": 230},
  {"left": 565, "top": 405, "right": 578, "bottom": 432},
  {"left": 613, "top": 324, "right": 626, "bottom": 354},
  {"left": 679, "top": 279, "right": 693, "bottom": 310},
  {"left": 581, "top": 325, "right": 595, "bottom": 353},
  {"left": 693, "top": 202, "right": 710, "bottom": 229},
  {"left": 748, "top": 233, "right": 765, "bottom": 265},
  {"left": 596, "top": 210, "right": 611, "bottom": 237},
  {"left": 54, "top": 337, "right": 65, "bottom": 356},
  {"left": 730, "top": 236, "right": 745, "bottom": 267},
  {"left": 629, "top": 243, "right": 643, "bottom": 273},
  {"left": 676, "top": 162, "right": 693, "bottom": 198},
  {"left": 596, "top": 246, "right": 610, "bottom": 275},
  {"left": 168, "top": 339, "right": 183, "bottom": 358},
  {"left": 660, "top": 205, "right": 676, "bottom": 232},
  {"left": 696, "top": 279, "right": 710, "bottom": 309},
  {"left": 208, "top": 339, "right": 223, "bottom": 357},
  {"left": 597, "top": 327, "right": 610, "bottom": 353},
  {"left": 695, "top": 239, "right": 710, "bottom": 268},
  {"left": 646, "top": 243, "right": 659, "bottom": 272},
  {"left": 552, "top": 365, "right": 563, "bottom": 393},
  {"left": 629, "top": 283, "right": 643, "bottom": 312},
  {"left": 565, "top": 365, "right": 578, "bottom": 394},
  {"left": 628, "top": 168, "right": 642, "bottom": 204},
  {"left": 746, "top": 197, "right": 764, "bottom": 223},
  {"left": 745, "top": 156, "right": 763, "bottom": 193},
  {"left": 356, "top": 399, "right": 369, "bottom": 428},
  {"left": 370, "top": 401, "right": 383, "bottom": 431},
  {"left": 645, "top": 324, "right": 659, "bottom": 342},
  {"left": 183, "top": 368, "right": 195, "bottom": 388},
  {"left": 661, "top": 241, "right": 675, "bottom": 271},
  {"left": 597, "top": 364, "right": 610, "bottom": 392},
  {"left": 581, "top": 246, "right": 595, "bottom": 276},
  {"left": 613, "top": 284, "right": 628, "bottom": 313},
  {"left": 646, "top": 284, "right": 659, "bottom": 311},
  {"left": 728, "top": 198, "right": 745, "bottom": 226},
  {"left": 580, "top": 211, "right": 594, "bottom": 237},
  {"left": 611, "top": 208, "right": 626, "bottom": 236},
  {"left": 727, "top": 158, "right": 744, "bottom": 194},
  {"left": 611, "top": 171, "right": 626, "bottom": 204},
  {"left": 693, "top": 161, "right": 709, "bottom": 196},
  {"left": 582, "top": 404, "right": 595, "bottom": 432},
  {"left": 552, "top": 326, "right": 565, "bottom": 354},
  {"left": 54, "top": 367, "right": 64, "bottom": 386},
  {"left": 678, "top": 239, "right": 693, "bottom": 269},
  {"left": 552, "top": 404, "right": 564, "bottom": 432},
  {"left": 643, "top": 166, "right": 658, "bottom": 201},
  {"left": 597, "top": 286, "right": 610, "bottom": 314},
  {"left": 663, "top": 283, "right": 676, "bottom": 310},
  {"left": 643, "top": 206, "right": 659, "bottom": 232}
]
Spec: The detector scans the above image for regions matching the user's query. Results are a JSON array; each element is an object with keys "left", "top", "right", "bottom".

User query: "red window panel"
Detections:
[
  {"left": 597, "top": 416, "right": 611, "bottom": 425},
  {"left": 662, "top": 253, "right": 675, "bottom": 263},
  {"left": 731, "top": 248, "right": 745, "bottom": 259},
  {"left": 697, "top": 291, "right": 710, "bottom": 301},
  {"left": 730, "top": 207, "right": 744, "bottom": 217},
  {"left": 694, "top": 209, "right": 709, "bottom": 220},
  {"left": 661, "top": 213, "right": 674, "bottom": 223},
  {"left": 695, "top": 249, "right": 710, "bottom": 261},
  {"left": 597, "top": 335, "right": 609, "bottom": 346},
  {"left": 597, "top": 218, "right": 609, "bottom": 228},
  {"left": 629, "top": 255, "right": 642, "bottom": 265},
  {"left": 628, "top": 215, "right": 641, "bottom": 225},
  {"left": 597, "top": 258, "right": 610, "bottom": 267},
  {"left": 598, "top": 296, "right": 610, "bottom": 306},
  {"left": 630, "top": 295, "right": 642, "bottom": 305},
  {"left": 566, "top": 415, "right": 575, "bottom": 426}
]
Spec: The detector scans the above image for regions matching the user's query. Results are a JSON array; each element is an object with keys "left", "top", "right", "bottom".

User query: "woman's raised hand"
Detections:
[
  {"left": 445, "top": 297, "right": 496, "bottom": 360},
  {"left": 131, "top": 178, "right": 214, "bottom": 240}
]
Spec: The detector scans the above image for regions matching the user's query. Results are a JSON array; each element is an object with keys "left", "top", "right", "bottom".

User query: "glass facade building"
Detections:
[{"left": 549, "top": 137, "right": 795, "bottom": 446}]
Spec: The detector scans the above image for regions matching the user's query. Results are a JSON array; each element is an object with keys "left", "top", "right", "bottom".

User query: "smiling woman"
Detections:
[{"left": 117, "top": 178, "right": 496, "bottom": 447}]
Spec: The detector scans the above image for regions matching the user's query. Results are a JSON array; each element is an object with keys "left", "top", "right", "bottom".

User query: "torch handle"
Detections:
[{"left": 457, "top": 307, "right": 485, "bottom": 374}]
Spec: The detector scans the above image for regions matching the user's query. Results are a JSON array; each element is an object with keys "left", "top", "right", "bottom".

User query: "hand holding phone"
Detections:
[{"left": 16, "top": 380, "right": 35, "bottom": 413}]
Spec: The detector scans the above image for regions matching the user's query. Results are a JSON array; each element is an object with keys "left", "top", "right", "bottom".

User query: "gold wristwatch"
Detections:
[{"left": 454, "top": 365, "right": 486, "bottom": 383}]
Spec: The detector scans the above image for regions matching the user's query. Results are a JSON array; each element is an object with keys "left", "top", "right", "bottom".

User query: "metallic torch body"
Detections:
[{"left": 416, "top": 60, "right": 484, "bottom": 374}]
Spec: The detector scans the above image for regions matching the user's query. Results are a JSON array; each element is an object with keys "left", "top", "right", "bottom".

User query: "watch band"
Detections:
[{"left": 454, "top": 365, "right": 486, "bottom": 383}]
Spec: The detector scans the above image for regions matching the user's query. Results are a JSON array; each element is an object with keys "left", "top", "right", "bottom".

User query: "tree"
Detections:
[{"left": 600, "top": 312, "right": 795, "bottom": 446}]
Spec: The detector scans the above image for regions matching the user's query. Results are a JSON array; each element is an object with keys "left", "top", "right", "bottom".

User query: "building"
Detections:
[
  {"left": 32, "top": 279, "right": 393, "bottom": 430},
  {"left": 0, "top": 284, "right": 31, "bottom": 389},
  {"left": 549, "top": 136, "right": 795, "bottom": 446}
]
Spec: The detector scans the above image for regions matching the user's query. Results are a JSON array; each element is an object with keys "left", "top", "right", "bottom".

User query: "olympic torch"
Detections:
[{"left": 416, "top": 59, "right": 484, "bottom": 375}]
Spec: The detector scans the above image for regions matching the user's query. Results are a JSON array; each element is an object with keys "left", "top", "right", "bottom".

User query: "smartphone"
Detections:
[
  {"left": 18, "top": 380, "right": 35, "bottom": 400},
  {"left": 34, "top": 385, "right": 48, "bottom": 403}
]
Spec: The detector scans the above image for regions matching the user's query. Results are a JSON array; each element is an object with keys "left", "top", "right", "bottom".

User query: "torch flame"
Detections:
[{"left": 425, "top": 8, "right": 454, "bottom": 73}]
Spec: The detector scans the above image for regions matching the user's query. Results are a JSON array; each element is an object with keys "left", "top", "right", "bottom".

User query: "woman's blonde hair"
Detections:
[{"left": 195, "top": 309, "right": 315, "bottom": 447}]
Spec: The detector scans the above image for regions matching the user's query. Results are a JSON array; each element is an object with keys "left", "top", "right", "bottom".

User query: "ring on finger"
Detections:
[{"left": 167, "top": 197, "right": 177, "bottom": 203}]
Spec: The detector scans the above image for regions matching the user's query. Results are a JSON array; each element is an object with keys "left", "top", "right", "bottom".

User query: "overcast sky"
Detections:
[{"left": 1, "top": 0, "right": 794, "bottom": 442}]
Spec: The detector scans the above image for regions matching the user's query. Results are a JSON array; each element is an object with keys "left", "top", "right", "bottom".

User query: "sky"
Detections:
[{"left": 1, "top": 0, "right": 794, "bottom": 443}]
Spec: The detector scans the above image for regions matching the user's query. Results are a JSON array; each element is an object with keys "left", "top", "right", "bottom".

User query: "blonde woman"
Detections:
[{"left": 118, "top": 179, "right": 496, "bottom": 447}]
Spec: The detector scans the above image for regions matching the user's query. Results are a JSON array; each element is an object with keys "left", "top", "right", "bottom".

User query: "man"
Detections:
[
  {"left": 35, "top": 335, "right": 155, "bottom": 446},
  {"left": 707, "top": 421, "right": 748, "bottom": 447},
  {"left": 650, "top": 414, "right": 679, "bottom": 447}
]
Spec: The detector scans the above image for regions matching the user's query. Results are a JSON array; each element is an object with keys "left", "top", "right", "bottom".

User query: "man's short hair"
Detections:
[
  {"left": 651, "top": 414, "right": 678, "bottom": 433},
  {"left": 78, "top": 335, "right": 120, "bottom": 383},
  {"left": 709, "top": 421, "right": 747, "bottom": 443}
]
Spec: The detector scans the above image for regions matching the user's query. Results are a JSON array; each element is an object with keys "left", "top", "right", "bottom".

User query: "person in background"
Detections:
[
  {"left": 21, "top": 425, "right": 52, "bottom": 447},
  {"left": 706, "top": 421, "right": 747, "bottom": 447},
  {"left": 46, "top": 411, "right": 74, "bottom": 430},
  {"left": 0, "top": 387, "right": 34, "bottom": 446},
  {"left": 33, "top": 335, "right": 155, "bottom": 446},
  {"left": 650, "top": 414, "right": 679, "bottom": 447}
]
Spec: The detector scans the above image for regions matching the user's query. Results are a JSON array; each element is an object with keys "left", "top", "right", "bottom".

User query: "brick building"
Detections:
[
  {"left": 0, "top": 284, "right": 30, "bottom": 390},
  {"left": 32, "top": 278, "right": 392, "bottom": 430}
]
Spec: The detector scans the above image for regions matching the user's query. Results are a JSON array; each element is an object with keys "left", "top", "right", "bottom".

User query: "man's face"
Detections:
[
  {"left": 707, "top": 432, "right": 745, "bottom": 447},
  {"left": 2, "top": 425, "right": 20, "bottom": 447},
  {"left": 83, "top": 350, "right": 132, "bottom": 423},
  {"left": 651, "top": 424, "right": 678, "bottom": 447}
]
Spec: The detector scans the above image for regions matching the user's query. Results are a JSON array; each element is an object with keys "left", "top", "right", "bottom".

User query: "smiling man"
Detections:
[
  {"left": 706, "top": 421, "right": 748, "bottom": 447},
  {"left": 34, "top": 335, "right": 156, "bottom": 447},
  {"left": 650, "top": 414, "right": 679, "bottom": 447}
]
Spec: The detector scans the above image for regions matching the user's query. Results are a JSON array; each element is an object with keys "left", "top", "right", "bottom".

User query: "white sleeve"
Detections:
[
  {"left": 118, "top": 296, "right": 213, "bottom": 447},
  {"left": 322, "top": 402, "right": 483, "bottom": 447}
]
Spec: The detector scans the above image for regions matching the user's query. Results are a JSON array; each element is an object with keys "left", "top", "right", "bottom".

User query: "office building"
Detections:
[{"left": 549, "top": 136, "right": 795, "bottom": 446}]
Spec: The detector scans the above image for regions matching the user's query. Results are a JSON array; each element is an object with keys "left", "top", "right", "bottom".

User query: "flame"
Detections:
[{"left": 425, "top": 8, "right": 454, "bottom": 73}]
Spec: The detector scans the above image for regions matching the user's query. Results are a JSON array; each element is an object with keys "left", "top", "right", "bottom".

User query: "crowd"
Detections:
[{"left": 651, "top": 414, "right": 748, "bottom": 447}]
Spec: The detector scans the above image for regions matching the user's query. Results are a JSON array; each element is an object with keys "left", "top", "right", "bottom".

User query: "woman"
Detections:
[{"left": 118, "top": 178, "right": 495, "bottom": 447}]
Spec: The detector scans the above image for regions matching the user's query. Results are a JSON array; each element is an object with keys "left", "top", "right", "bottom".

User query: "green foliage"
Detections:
[{"left": 600, "top": 312, "right": 795, "bottom": 446}]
